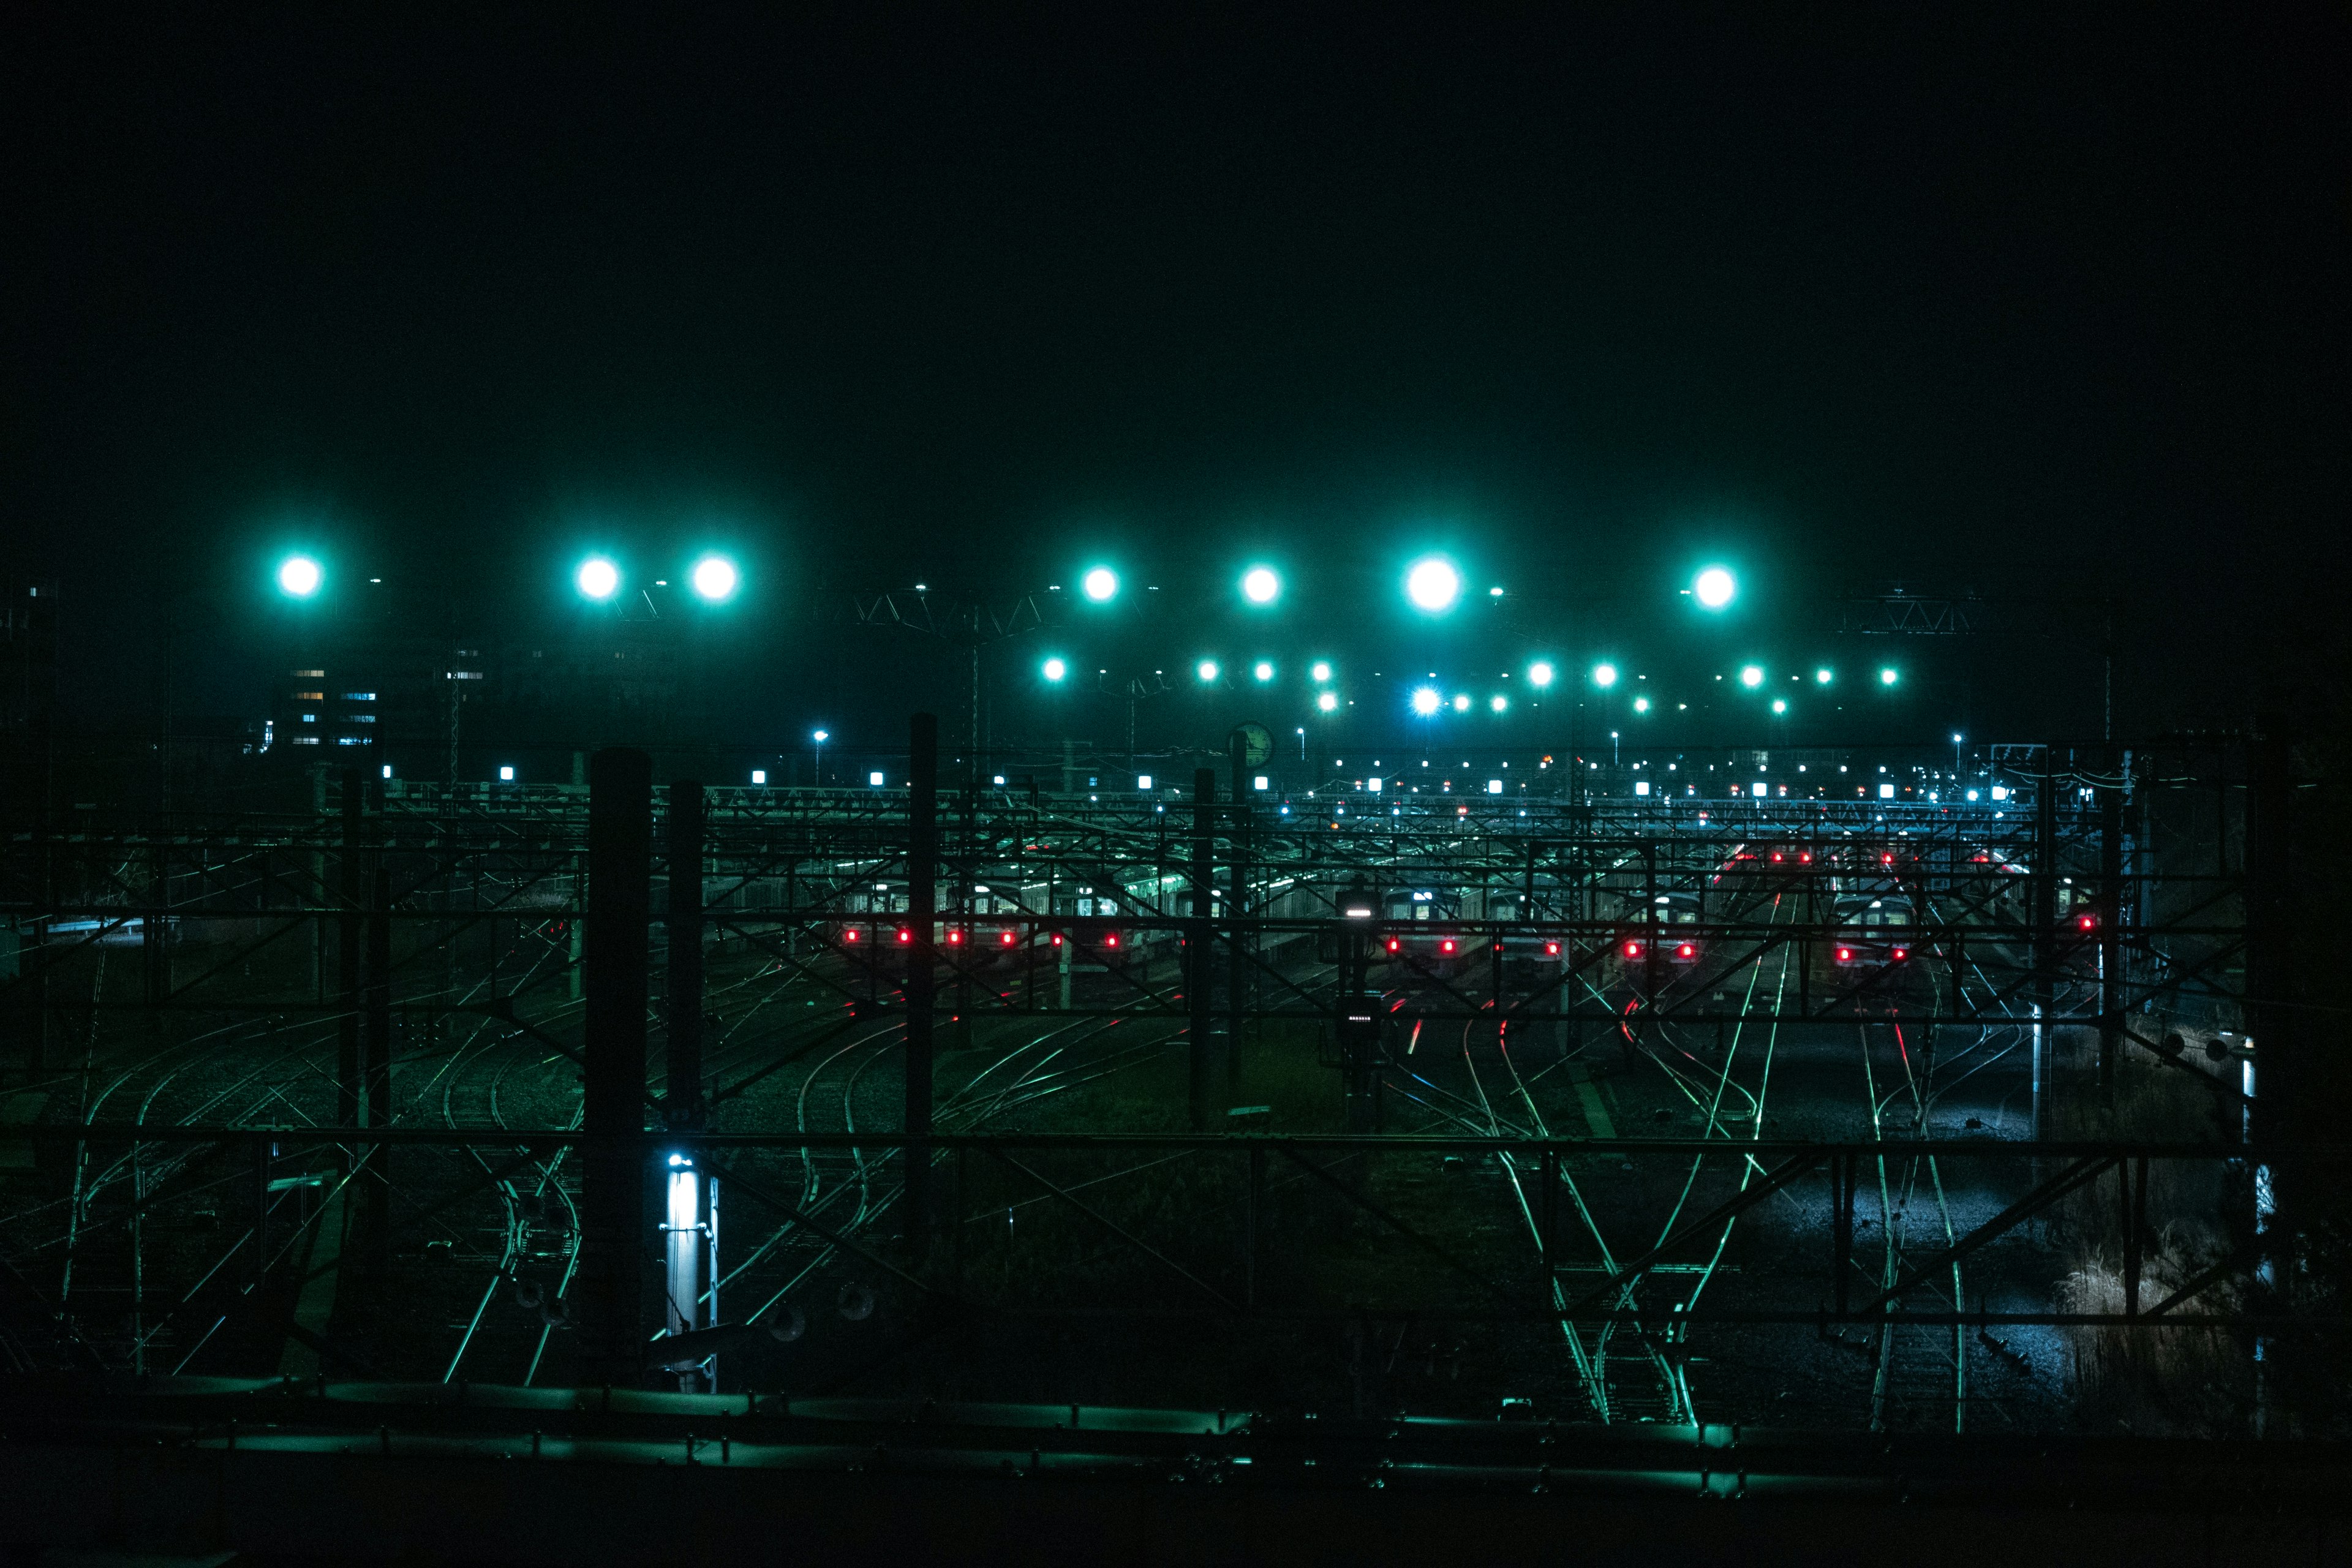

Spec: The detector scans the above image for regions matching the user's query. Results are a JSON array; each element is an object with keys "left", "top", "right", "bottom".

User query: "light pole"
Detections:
[{"left": 812, "top": 729, "right": 828, "bottom": 786}]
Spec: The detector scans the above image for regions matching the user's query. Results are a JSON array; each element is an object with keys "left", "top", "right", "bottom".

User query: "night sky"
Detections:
[{"left": 6, "top": 8, "right": 2344, "bottom": 755}]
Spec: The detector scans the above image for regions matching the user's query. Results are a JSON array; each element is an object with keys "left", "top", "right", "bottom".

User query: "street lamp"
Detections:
[
  {"left": 576, "top": 557, "right": 620, "bottom": 601},
  {"left": 1815, "top": 668, "right": 1833, "bottom": 685},
  {"left": 1196, "top": 659, "right": 1219, "bottom": 683},
  {"left": 1880, "top": 667, "right": 1900, "bottom": 686},
  {"left": 1082, "top": 567, "right": 1118, "bottom": 603},
  {"left": 812, "top": 729, "right": 828, "bottom": 784},
  {"left": 1528, "top": 661, "right": 1555, "bottom": 688},
  {"left": 1311, "top": 660, "right": 1332, "bottom": 683},
  {"left": 690, "top": 556, "right": 739, "bottom": 601},
  {"left": 1740, "top": 665, "right": 1765, "bottom": 688},
  {"left": 1591, "top": 663, "right": 1618, "bottom": 689},
  {"left": 1317, "top": 691, "right": 1338, "bottom": 712},
  {"left": 276, "top": 556, "right": 323, "bottom": 598},
  {"left": 1404, "top": 557, "right": 1461, "bottom": 612},
  {"left": 1490, "top": 695, "right": 1508, "bottom": 714},
  {"left": 1240, "top": 567, "right": 1280, "bottom": 605},
  {"left": 1411, "top": 687, "right": 1442, "bottom": 717},
  {"left": 1253, "top": 661, "right": 1274, "bottom": 682},
  {"left": 1693, "top": 567, "right": 1736, "bottom": 609},
  {"left": 1042, "top": 657, "right": 1067, "bottom": 682}
]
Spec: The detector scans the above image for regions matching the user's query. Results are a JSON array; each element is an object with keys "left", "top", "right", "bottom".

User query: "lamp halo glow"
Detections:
[
  {"left": 1240, "top": 567, "right": 1280, "bottom": 605},
  {"left": 690, "top": 556, "right": 739, "bottom": 601},
  {"left": 1694, "top": 567, "right": 1736, "bottom": 609},
  {"left": 276, "top": 556, "right": 323, "bottom": 598},
  {"left": 576, "top": 557, "right": 620, "bottom": 601},
  {"left": 1404, "top": 557, "right": 1461, "bottom": 612},
  {"left": 1081, "top": 567, "right": 1118, "bottom": 602}
]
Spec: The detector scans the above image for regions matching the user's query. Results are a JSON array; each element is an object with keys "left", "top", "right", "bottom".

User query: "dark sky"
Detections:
[{"left": 6, "top": 6, "right": 2345, "bottom": 749}]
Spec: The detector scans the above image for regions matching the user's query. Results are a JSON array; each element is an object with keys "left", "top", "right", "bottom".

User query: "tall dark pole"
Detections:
[
  {"left": 2032, "top": 748, "right": 2059, "bottom": 1137},
  {"left": 336, "top": 767, "right": 363, "bottom": 1133},
  {"left": 1227, "top": 732, "right": 1248, "bottom": 1102},
  {"left": 905, "top": 714, "right": 937, "bottom": 1249},
  {"left": 665, "top": 780, "right": 706, "bottom": 1133},
  {"left": 2097, "top": 754, "right": 2125, "bottom": 1095},
  {"left": 1189, "top": 767, "right": 1216, "bottom": 1130},
  {"left": 2245, "top": 716, "right": 2296, "bottom": 1151},
  {"left": 582, "top": 747, "right": 652, "bottom": 1383}
]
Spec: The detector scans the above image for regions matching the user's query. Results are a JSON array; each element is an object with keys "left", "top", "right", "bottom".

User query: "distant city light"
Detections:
[
  {"left": 690, "top": 556, "right": 738, "bottom": 601},
  {"left": 1592, "top": 663, "right": 1618, "bottom": 688},
  {"left": 1082, "top": 567, "right": 1118, "bottom": 602},
  {"left": 276, "top": 556, "right": 322, "bottom": 598},
  {"left": 1240, "top": 567, "right": 1280, "bottom": 605},
  {"left": 1253, "top": 661, "right": 1274, "bottom": 682},
  {"left": 1404, "top": 557, "right": 1461, "bottom": 612},
  {"left": 1042, "top": 657, "right": 1067, "bottom": 682},
  {"left": 1528, "top": 661, "right": 1555, "bottom": 688},
  {"left": 575, "top": 557, "right": 620, "bottom": 601},
  {"left": 1311, "top": 660, "right": 1332, "bottom": 682},
  {"left": 1411, "top": 687, "right": 1442, "bottom": 717},
  {"left": 1880, "top": 667, "right": 1900, "bottom": 686},
  {"left": 1197, "top": 660, "right": 1219, "bottom": 683},
  {"left": 1694, "top": 567, "right": 1736, "bottom": 609},
  {"left": 1740, "top": 665, "right": 1765, "bottom": 688},
  {"left": 1317, "top": 691, "right": 1338, "bottom": 712},
  {"left": 1490, "top": 695, "right": 1508, "bottom": 713}
]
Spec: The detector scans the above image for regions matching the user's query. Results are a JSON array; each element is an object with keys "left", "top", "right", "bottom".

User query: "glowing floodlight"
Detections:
[
  {"left": 576, "top": 557, "right": 620, "bottom": 601},
  {"left": 1592, "top": 663, "right": 1618, "bottom": 688},
  {"left": 1815, "top": 668, "right": 1833, "bottom": 684},
  {"left": 1490, "top": 695, "right": 1508, "bottom": 713},
  {"left": 1311, "top": 661, "right": 1332, "bottom": 683},
  {"left": 690, "top": 557, "right": 739, "bottom": 601},
  {"left": 1082, "top": 567, "right": 1118, "bottom": 602},
  {"left": 276, "top": 556, "right": 323, "bottom": 598},
  {"left": 1317, "top": 692, "right": 1338, "bottom": 712},
  {"left": 1694, "top": 567, "right": 1736, "bottom": 609},
  {"left": 1634, "top": 697, "right": 1650, "bottom": 713},
  {"left": 1240, "top": 567, "right": 1280, "bottom": 605},
  {"left": 1880, "top": 667, "right": 1900, "bottom": 686},
  {"left": 1197, "top": 660, "right": 1219, "bottom": 683},
  {"left": 1740, "top": 665, "right": 1765, "bottom": 688},
  {"left": 1528, "top": 661, "right": 1555, "bottom": 688},
  {"left": 1771, "top": 698, "right": 1788, "bottom": 714},
  {"left": 1451, "top": 693, "right": 1471, "bottom": 713},
  {"left": 1404, "top": 557, "right": 1461, "bottom": 612},
  {"left": 1253, "top": 661, "right": 1274, "bottom": 682},
  {"left": 1042, "top": 657, "right": 1068, "bottom": 682},
  {"left": 1411, "top": 687, "right": 1442, "bottom": 717}
]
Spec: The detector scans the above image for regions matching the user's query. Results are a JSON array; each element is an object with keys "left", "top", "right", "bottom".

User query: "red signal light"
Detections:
[
  {"left": 1050, "top": 932, "right": 1063, "bottom": 946},
  {"left": 946, "top": 929, "right": 963, "bottom": 944},
  {"left": 1439, "top": 938, "right": 1456, "bottom": 954},
  {"left": 1000, "top": 930, "right": 1016, "bottom": 946},
  {"left": 1385, "top": 937, "right": 1401, "bottom": 952},
  {"left": 1771, "top": 851, "right": 1783, "bottom": 862},
  {"left": 1104, "top": 932, "right": 1119, "bottom": 948},
  {"left": 1882, "top": 854, "right": 1893, "bottom": 865},
  {"left": 896, "top": 928, "right": 913, "bottom": 945},
  {"left": 845, "top": 929, "right": 859, "bottom": 943},
  {"left": 1678, "top": 943, "right": 1694, "bottom": 958},
  {"left": 1838, "top": 947, "right": 1852, "bottom": 961},
  {"left": 1623, "top": 941, "right": 1641, "bottom": 958},
  {"left": 1800, "top": 852, "right": 1812, "bottom": 864},
  {"left": 1893, "top": 948, "right": 1907, "bottom": 961},
  {"left": 2078, "top": 914, "right": 2095, "bottom": 930},
  {"left": 1543, "top": 941, "right": 1559, "bottom": 956}
]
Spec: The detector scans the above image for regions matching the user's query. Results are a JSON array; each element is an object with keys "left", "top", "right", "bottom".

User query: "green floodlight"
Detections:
[
  {"left": 1240, "top": 567, "right": 1280, "bottom": 605},
  {"left": 1042, "top": 657, "right": 1068, "bottom": 682},
  {"left": 276, "top": 556, "right": 323, "bottom": 598},
  {"left": 1693, "top": 567, "right": 1736, "bottom": 609},
  {"left": 1404, "top": 557, "right": 1461, "bottom": 612},
  {"left": 1082, "top": 567, "right": 1118, "bottom": 603},
  {"left": 1880, "top": 667, "right": 1900, "bottom": 686},
  {"left": 690, "top": 556, "right": 739, "bottom": 601},
  {"left": 576, "top": 557, "right": 620, "bottom": 601},
  {"left": 1740, "top": 665, "right": 1764, "bottom": 688},
  {"left": 1592, "top": 662, "right": 1618, "bottom": 688}
]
